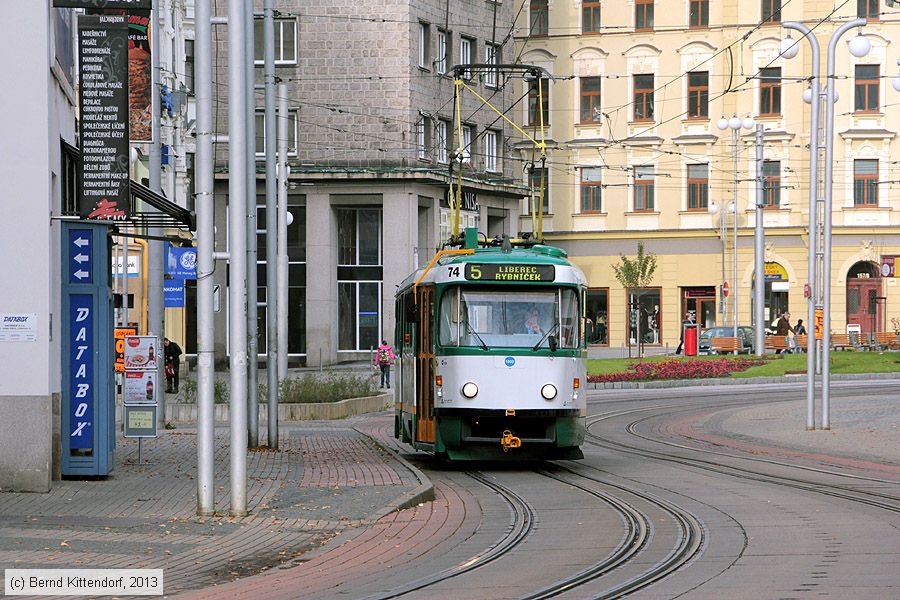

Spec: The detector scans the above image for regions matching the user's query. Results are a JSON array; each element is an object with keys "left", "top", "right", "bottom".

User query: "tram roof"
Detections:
[{"left": 399, "top": 245, "right": 586, "bottom": 291}]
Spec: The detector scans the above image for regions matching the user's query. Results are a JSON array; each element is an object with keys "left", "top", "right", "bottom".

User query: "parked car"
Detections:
[{"left": 697, "top": 326, "right": 755, "bottom": 354}]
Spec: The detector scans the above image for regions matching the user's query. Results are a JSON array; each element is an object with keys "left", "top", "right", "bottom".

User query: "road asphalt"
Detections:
[{"left": 0, "top": 376, "right": 897, "bottom": 596}]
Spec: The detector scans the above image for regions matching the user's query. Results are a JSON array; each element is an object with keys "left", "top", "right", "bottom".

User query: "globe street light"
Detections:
[
  {"left": 781, "top": 18, "right": 868, "bottom": 430},
  {"left": 716, "top": 114, "right": 755, "bottom": 341}
]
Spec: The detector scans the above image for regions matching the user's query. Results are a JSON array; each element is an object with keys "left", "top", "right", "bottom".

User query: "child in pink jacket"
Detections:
[{"left": 374, "top": 340, "right": 395, "bottom": 389}]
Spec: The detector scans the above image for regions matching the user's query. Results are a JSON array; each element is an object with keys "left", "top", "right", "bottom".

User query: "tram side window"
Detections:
[
  {"left": 438, "top": 289, "right": 460, "bottom": 346},
  {"left": 559, "top": 288, "right": 580, "bottom": 348}
]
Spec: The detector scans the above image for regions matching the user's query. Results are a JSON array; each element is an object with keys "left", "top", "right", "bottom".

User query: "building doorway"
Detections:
[
  {"left": 751, "top": 262, "right": 789, "bottom": 330},
  {"left": 681, "top": 287, "right": 716, "bottom": 329},
  {"left": 846, "top": 261, "right": 882, "bottom": 335}
]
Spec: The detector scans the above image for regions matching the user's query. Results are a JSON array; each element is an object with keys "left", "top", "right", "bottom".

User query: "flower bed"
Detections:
[{"left": 587, "top": 357, "right": 770, "bottom": 383}]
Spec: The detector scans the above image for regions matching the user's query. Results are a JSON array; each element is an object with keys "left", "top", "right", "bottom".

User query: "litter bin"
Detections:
[{"left": 684, "top": 324, "right": 698, "bottom": 356}]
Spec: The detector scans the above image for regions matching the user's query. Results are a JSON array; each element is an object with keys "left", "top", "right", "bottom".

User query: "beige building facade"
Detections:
[{"left": 514, "top": 0, "right": 900, "bottom": 351}]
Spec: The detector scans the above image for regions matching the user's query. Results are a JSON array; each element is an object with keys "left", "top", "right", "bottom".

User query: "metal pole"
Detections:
[
  {"left": 264, "top": 0, "right": 279, "bottom": 449},
  {"left": 276, "top": 84, "right": 289, "bottom": 380},
  {"left": 148, "top": 0, "right": 166, "bottom": 429},
  {"left": 194, "top": 0, "right": 215, "bottom": 516},
  {"left": 122, "top": 232, "right": 128, "bottom": 326},
  {"left": 754, "top": 124, "right": 765, "bottom": 357},
  {"left": 823, "top": 19, "right": 866, "bottom": 430},
  {"left": 228, "top": 0, "right": 249, "bottom": 516},
  {"left": 783, "top": 21, "right": 820, "bottom": 430},
  {"left": 732, "top": 129, "right": 738, "bottom": 339},
  {"left": 245, "top": 0, "right": 259, "bottom": 448}
]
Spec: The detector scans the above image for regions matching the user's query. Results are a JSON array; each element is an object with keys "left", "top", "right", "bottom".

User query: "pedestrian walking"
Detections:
[
  {"left": 775, "top": 312, "right": 796, "bottom": 353},
  {"left": 164, "top": 337, "right": 183, "bottom": 393},
  {"left": 374, "top": 340, "right": 395, "bottom": 389},
  {"left": 793, "top": 318, "right": 807, "bottom": 353}
]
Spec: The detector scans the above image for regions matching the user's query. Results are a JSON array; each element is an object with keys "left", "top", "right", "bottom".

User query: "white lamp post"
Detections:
[
  {"left": 781, "top": 19, "right": 868, "bottom": 431},
  {"left": 716, "top": 114, "right": 755, "bottom": 341}
]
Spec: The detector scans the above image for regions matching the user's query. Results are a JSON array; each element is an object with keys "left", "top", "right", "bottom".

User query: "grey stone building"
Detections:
[{"left": 201, "top": 1, "right": 527, "bottom": 366}]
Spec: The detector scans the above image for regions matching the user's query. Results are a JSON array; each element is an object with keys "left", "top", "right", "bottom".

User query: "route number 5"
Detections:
[{"left": 469, "top": 265, "right": 481, "bottom": 280}]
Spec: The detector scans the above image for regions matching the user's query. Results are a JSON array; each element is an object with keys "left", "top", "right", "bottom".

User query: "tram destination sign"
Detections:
[
  {"left": 464, "top": 264, "right": 555, "bottom": 282},
  {"left": 78, "top": 14, "right": 130, "bottom": 221}
]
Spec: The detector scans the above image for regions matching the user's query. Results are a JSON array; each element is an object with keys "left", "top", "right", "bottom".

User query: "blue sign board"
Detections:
[
  {"left": 166, "top": 244, "right": 197, "bottom": 279},
  {"left": 68, "top": 294, "right": 94, "bottom": 448},
  {"left": 68, "top": 229, "right": 93, "bottom": 284},
  {"left": 164, "top": 280, "right": 185, "bottom": 308}
]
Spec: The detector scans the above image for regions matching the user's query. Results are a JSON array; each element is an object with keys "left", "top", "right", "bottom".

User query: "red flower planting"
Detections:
[{"left": 588, "top": 357, "right": 770, "bottom": 383}]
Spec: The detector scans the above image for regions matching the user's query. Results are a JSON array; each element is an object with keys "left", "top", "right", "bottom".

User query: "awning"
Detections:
[{"left": 130, "top": 180, "right": 196, "bottom": 232}]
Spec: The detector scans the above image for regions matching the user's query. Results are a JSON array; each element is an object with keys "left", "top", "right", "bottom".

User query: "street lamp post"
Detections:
[
  {"left": 716, "top": 114, "right": 755, "bottom": 340},
  {"left": 782, "top": 18, "right": 869, "bottom": 430}
]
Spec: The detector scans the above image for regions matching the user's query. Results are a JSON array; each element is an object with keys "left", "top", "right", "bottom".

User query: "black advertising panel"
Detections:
[
  {"left": 55, "top": 0, "right": 151, "bottom": 8},
  {"left": 79, "top": 14, "right": 130, "bottom": 220},
  {"left": 464, "top": 264, "right": 556, "bottom": 282}
]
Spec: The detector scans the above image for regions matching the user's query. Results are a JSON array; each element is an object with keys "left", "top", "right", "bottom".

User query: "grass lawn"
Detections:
[{"left": 587, "top": 351, "right": 900, "bottom": 381}]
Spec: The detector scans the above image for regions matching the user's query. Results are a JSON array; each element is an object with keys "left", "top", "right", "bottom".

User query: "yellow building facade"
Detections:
[{"left": 514, "top": 0, "right": 900, "bottom": 350}]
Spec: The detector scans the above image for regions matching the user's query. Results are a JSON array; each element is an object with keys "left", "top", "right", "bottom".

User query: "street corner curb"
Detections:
[{"left": 353, "top": 427, "right": 436, "bottom": 522}]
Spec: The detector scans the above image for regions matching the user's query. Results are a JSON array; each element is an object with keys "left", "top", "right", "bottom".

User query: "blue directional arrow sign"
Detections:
[{"left": 69, "top": 229, "right": 93, "bottom": 284}]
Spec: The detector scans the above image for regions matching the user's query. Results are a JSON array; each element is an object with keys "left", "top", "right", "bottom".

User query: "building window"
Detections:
[
  {"left": 530, "top": 0, "right": 549, "bottom": 36},
  {"left": 254, "top": 108, "right": 298, "bottom": 157},
  {"left": 762, "top": 0, "right": 781, "bottom": 23},
  {"left": 581, "top": 167, "right": 603, "bottom": 213},
  {"left": 580, "top": 77, "right": 602, "bottom": 124},
  {"left": 484, "top": 130, "right": 499, "bottom": 172},
  {"left": 184, "top": 39, "right": 194, "bottom": 93},
  {"left": 583, "top": 0, "right": 601, "bottom": 34},
  {"left": 634, "top": 166, "right": 655, "bottom": 211},
  {"left": 633, "top": 74, "right": 654, "bottom": 121},
  {"left": 253, "top": 18, "right": 297, "bottom": 65},
  {"left": 686, "top": 164, "right": 709, "bottom": 210},
  {"left": 460, "top": 37, "right": 473, "bottom": 79},
  {"left": 418, "top": 22, "right": 430, "bottom": 69},
  {"left": 858, "top": 0, "right": 879, "bottom": 19},
  {"left": 416, "top": 116, "right": 430, "bottom": 160},
  {"left": 437, "top": 119, "right": 449, "bottom": 163},
  {"left": 635, "top": 0, "right": 654, "bottom": 31},
  {"left": 687, "top": 71, "right": 709, "bottom": 119},
  {"left": 484, "top": 43, "right": 499, "bottom": 88},
  {"left": 762, "top": 160, "right": 780, "bottom": 207},
  {"left": 627, "top": 287, "right": 661, "bottom": 345},
  {"left": 528, "top": 77, "right": 550, "bottom": 126},
  {"left": 460, "top": 124, "right": 473, "bottom": 164},
  {"left": 690, "top": 0, "right": 709, "bottom": 28},
  {"left": 337, "top": 208, "right": 383, "bottom": 351},
  {"left": 528, "top": 167, "right": 550, "bottom": 214},
  {"left": 854, "top": 159, "right": 878, "bottom": 206},
  {"left": 586, "top": 289, "right": 609, "bottom": 345},
  {"left": 759, "top": 67, "right": 781, "bottom": 116},
  {"left": 436, "top": 30, "right": 449, "bottom": 74},
  {"left": 854, "top": 65, "right": 879, "bottom": 113}
]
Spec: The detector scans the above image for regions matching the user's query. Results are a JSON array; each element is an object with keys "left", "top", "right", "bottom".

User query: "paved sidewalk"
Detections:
[{"left": 0, "top": 414, "right": 430, "bottom": 597}]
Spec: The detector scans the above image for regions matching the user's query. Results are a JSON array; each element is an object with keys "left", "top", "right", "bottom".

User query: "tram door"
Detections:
[{"left": 415, "top": 285, "right": 436, "bottom": 444}]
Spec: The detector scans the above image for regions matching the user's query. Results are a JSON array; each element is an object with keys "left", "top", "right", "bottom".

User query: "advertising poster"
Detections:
[
  {"left": 114, "top": 326, "right": 137, "bottom": 372},
  {"left": 127, "top": 10, "right": 152, "bottom": 141},
  {"left": 78, "top": 14, "right": 130, "bottom": 220},
  {"left": 123, "top": 335, "right": 159, "bottom": 371},
  {"left": 123, "top": 370, "right": 157, "bottom": 404}
]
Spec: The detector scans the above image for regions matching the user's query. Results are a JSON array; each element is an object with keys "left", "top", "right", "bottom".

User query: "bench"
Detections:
[
  {"left": 710, "top": 336, "right": 740, "bottom": 355},
  {"left": 764, "top": 335, "right": 788, "bottom": 354},
  {"left": 795, "top": 334, "right": 807, "bottom": 352},
  {"left": 830, "top": 333, "right": 852, "bottom": 351},
  {"left": 871, "top": 331, "right": 900, "bottom": 351}
]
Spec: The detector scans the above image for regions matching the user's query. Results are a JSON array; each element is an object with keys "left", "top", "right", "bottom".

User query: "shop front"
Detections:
[
  {"left": 751, "top": 262, "right": 790, "bottom": 330},
  {"left": 681, "top": 287, "right": 717, "bottom": 329}
]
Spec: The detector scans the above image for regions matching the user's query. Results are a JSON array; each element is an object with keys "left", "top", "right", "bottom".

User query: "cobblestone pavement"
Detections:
[{"left": 0, "top": 415, "right": 426, "bottom": 596}]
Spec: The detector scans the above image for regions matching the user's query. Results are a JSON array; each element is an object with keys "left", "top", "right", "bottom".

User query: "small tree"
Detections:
[{"left": 612, "top": 242, "right": 658, "bottom": 358}]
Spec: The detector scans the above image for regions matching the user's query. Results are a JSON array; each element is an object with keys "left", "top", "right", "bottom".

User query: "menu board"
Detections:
[
  {"left": 123, "top": 370, "right": 157, "bottom": 405},
  {"left": 78, "top": 14, "right": 130, "bottom": 221}
]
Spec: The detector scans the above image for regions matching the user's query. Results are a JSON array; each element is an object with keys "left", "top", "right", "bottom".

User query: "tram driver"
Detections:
[{"left": 524, "top": 308, "right": 544, "bottom": 335}]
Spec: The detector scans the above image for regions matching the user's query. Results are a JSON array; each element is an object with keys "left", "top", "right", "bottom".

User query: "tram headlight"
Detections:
[
  {"left": 541, "top": 384, "right": 557, "bottom": 400},
  {"left": 462, "top": 382, "right": 478, "bottom": 398}
]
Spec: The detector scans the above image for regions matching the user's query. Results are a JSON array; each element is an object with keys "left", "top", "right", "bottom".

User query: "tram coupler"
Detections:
[{"left": 500, "top": 430, "right": 521, "bottom": 452}]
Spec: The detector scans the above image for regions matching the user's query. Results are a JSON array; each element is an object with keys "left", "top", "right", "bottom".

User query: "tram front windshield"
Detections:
[{"left": 438, "top": 287, "right": 580, "bottom": 349}]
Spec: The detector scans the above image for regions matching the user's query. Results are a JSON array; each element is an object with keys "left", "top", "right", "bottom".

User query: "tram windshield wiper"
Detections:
[
  {"left": 532, "top": 322, "right": 560, "bottom": 352},
  {"left": 463, "top": 321, "right": 489, "bottom": 351}
]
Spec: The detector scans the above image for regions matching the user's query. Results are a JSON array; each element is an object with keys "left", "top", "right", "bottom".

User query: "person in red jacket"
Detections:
[{"left": 374, "top": 340, "right": 395, "bottom": 389}]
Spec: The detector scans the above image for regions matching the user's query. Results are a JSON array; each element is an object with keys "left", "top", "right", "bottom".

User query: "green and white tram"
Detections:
[{"left": 394, "top": 231, "right": 587, "bottom": 460}]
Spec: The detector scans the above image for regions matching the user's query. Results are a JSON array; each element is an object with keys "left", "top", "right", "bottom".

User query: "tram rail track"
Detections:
[{"left": 584, "top": 397, "right": 900, "bottom": 517}]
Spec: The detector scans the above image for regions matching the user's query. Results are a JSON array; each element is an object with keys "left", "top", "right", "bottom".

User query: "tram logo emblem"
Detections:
[{"left": 504, "top": 356, "right": 516, "bottom": 367}]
